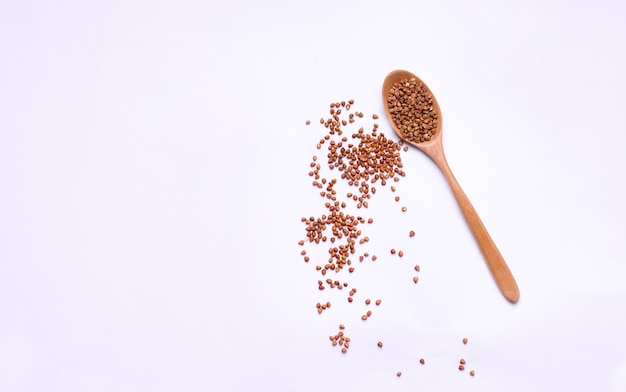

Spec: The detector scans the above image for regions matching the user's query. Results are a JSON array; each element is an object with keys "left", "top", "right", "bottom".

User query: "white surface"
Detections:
[{"left": 1, "top": 0, "right": 626, "bottom": 391}]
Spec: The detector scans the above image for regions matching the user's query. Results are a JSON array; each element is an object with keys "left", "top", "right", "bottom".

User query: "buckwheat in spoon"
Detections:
[{"left": 382, "top": 70, "right": 520, "bottom": 303}]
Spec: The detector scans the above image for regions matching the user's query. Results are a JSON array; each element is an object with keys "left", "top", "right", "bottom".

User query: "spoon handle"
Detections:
[{"left": 423, "top": 143, "right": 520, "bottom": 303}]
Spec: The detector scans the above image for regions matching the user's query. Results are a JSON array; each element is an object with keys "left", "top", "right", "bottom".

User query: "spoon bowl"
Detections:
[
  {"left": 382, "top": 70, "right": 443, "bottom": 149},
  {"left": 382, "top": 70, "right": 520, "bottom": 303}
]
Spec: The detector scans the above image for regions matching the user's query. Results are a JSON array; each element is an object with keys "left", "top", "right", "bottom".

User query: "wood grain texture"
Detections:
[{"left": 382, "top": 70, "right": 520, "bottom": 303}]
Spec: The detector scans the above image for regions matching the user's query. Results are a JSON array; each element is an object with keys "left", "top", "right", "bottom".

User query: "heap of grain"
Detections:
[
  {"left": 299, "top": 100, "right": 408, "bottom": 354},
  {"left": 297, "top": 96, "right": 476, "bottom": 379},
  {"left": 301, "top": 101, "right": 406, "bottom": 280},
  {"left": 386, "top": 77, "right": 439, "bottom": 143}
]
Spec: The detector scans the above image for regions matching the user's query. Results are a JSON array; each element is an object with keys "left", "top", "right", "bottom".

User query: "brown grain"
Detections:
[
  {"left": 302, "top": 100, "right": 413, "bottom": 356},
  {"left": 387, "top": 77, "right": 439, "bottom": 143}
]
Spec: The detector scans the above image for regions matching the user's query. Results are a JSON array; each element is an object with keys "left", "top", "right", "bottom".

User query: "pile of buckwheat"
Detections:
[
  {"left": 298, "top": 98, "right": 474, "bottom": 379},
  {"left": 387, "top": 77, "right": 439, "bottom": 143}
]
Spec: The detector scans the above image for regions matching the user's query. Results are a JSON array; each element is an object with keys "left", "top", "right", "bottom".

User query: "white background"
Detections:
[{"left": 1, "top": 0, "right": 626, "bottom": 391}]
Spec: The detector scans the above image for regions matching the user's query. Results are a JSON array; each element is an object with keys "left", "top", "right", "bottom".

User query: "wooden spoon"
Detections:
[{"left": 382, "top": 69, "right": 519, "bottom": 303}]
